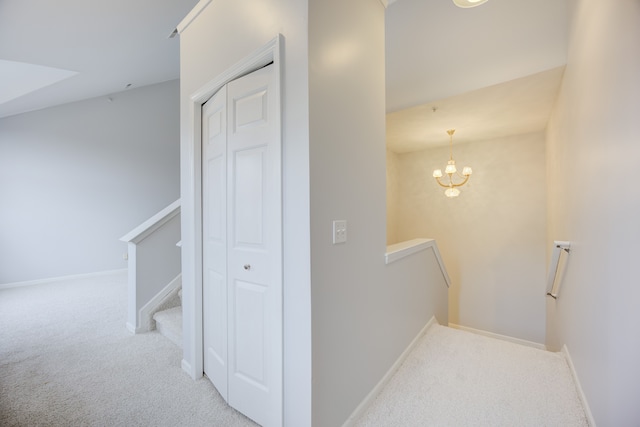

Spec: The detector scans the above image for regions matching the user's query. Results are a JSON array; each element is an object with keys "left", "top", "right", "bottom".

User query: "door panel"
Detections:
[
  {"left": 233, "top": 147, "right": 266, "bottom": 246},
  {"left": 202, "top": 86, "right": 228, "bottom": 399},
  {"left": 227, "top": 64, "right": 282, "bottom": 427},
  {"left": 233, "top": 89, "right": 268, "bottom": 130},
  {"left": 206, "top": 270, "right": 225, "bottom": 365},
  {"left": 233, "top": 279, "right": 267, "bottom": 384},
  {"left": 207, "top": 156, "right": 225, "bottom": 240}
]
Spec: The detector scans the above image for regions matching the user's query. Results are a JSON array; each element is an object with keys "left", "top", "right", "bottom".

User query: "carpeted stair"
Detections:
[{"left": 153, "top": 289, "right": 182, "bottom": 348}]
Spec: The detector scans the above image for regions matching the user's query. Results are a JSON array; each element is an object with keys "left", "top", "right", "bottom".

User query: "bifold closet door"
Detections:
[
  {"left": 202, "top": 84, "right": 228, "bottom": 400},
  {"left": 202, "top": 63, "right": 282, "bottom": 427}
]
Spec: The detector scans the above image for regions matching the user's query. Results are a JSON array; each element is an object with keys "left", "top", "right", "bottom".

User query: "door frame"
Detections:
[{"left": 181, "top": 35, "right": 282, "bottom": 380}]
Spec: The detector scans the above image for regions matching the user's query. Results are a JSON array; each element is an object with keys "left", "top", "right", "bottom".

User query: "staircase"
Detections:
[
  {"left": 120, "top": 200, "right": 183, "bottom": 345},
  {"left": 153, "top": 288, "right": 183, "bottom": 348},
  {"left": 120, "top": 199, "right": 181, "bottom": 334}
]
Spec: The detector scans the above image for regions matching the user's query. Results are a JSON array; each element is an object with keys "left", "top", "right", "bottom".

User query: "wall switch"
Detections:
[
  {"left": 123, "top": 253, "right": 128, "bottom": 261},
  {"left": 333, "top": 220, "right": 347, "bottom": 244}
]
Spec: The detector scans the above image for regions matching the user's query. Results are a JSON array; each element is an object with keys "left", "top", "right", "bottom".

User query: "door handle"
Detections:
[{"left": 244, "top": 264, "right": 251, "bottom": 271}]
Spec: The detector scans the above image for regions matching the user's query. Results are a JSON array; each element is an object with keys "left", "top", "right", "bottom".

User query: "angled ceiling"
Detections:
[
  {"left": 387, "top": 67, "right": 564, "bottom": 153},
  {"left": 0, "top": 0, "right": 568, "bottom": 148},
  {"left": 0, "top": 0, "right": 199, "bottom": 119},
  {"left": 386, "top": 0, "right": 568, "bottom": 152}
]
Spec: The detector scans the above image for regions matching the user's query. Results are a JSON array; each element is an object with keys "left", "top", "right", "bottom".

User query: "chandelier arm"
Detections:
[
  {"left": 434, "top": 176, "right": 452, "bottom": 188},
  {"left": 450, "top": 175, "right": 470, "bottom": 188}
]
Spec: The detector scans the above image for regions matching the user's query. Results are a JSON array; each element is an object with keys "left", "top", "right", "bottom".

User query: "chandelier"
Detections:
[{"left": 432, "top": 129, "right": 472, "bottom": 198}]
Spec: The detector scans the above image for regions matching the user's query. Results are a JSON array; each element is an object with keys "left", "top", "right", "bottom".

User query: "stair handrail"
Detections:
[
  {"left": 546, "top": 240, "right": 571, "bottom": 299},
  {"left": 120, "top": 199, "right": 182, "bottom": 333},
  {"left": 385, "top": 238, "right": 451, "bottom": 288},
  {"left": 120, "top": 199, "right": 181, "bottom": 244}
]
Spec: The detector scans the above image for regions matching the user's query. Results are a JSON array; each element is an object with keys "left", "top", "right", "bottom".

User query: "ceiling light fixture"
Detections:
[
  {"left": 432, "top": 129, "right": 472, "bottom": 198},
  {"left": 452, "top": 0, "right": 489, "bottom": 8}
]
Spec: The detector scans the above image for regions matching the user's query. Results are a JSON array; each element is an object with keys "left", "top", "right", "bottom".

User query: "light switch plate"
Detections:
[{"left": 333, "top": 220, "right": 347, "bottom": 244}]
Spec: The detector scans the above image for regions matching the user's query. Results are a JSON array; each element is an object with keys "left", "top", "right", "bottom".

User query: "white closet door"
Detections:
[
  {"left": 226, "top": 63, "right": 282, "bottom": 427},
  {"left": 202, "top": 85, "right": 228, "bottom": 400},
  {"left": 202, "top": 63, "right": 282, "bottom": 427}
]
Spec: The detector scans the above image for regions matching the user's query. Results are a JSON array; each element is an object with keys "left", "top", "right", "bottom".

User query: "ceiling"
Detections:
[
  {"left": 0, "top": 0, "right": 199, "bottom": 119},
  {"left": 386, "top": 0, "right": 568, "bottom": 152},
  {"left": 0, "top": 0, "right": 568, "bottom": 149},
  {"left": 386, "top": 66, "right": 565, "bottom": 153}
]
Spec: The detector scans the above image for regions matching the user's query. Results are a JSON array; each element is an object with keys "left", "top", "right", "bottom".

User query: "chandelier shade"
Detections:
[
  {"left": 452, "top": 0, "right": 489, "bottom": 8},
  {"left": 433, "top": 129, "right": 472, "bottom": 198}
]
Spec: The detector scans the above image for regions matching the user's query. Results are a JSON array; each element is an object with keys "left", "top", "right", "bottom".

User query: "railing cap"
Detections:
[{"left": 120, "top": 199, "right": 181, "bottom": 244}]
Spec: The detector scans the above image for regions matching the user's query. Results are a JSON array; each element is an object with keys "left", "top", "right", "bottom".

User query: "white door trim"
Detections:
[{"left": 181, "top": 34, "right": 282, "bottom": 381}]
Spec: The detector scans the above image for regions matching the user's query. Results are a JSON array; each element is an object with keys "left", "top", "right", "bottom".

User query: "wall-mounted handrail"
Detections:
[{"left": 546, "top": 240, "right": 571, "bottom": 299}]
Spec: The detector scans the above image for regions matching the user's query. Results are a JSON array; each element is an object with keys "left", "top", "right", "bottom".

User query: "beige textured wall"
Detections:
[
  {"left": 386, "top": 149, "right": 401, "bottom": 244},
  {"left": 390, "top": 132, "right": 547, "bottom": 343}
]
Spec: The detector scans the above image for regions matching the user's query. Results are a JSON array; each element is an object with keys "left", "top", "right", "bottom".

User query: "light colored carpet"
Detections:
[
  {"left": 0, "top": 271, "right": 256, "bottom": 427},
  {"left": 355, "top": 323, "right": 589, "bottom": 427},
  {"left": 1, "top": 272, "right": 589, "bottom": 426}
]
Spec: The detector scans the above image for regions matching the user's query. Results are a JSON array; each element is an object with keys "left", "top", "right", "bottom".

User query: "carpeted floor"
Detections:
[
  {"left": 0, "top": 271, "right": 256, "bottom": 427},
  {"left": 1, "top": 272, "right": 589, "bottom": 426},
  {"left": 354, "top": 323, "right": 589, "bottom": 426}
]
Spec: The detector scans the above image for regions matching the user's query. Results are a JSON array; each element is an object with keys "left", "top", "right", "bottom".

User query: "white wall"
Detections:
[
  {"left": 307, "top": 1, "right": 387, "bottom": 423},
  {"left": 0, "top": 81, "right": 180, "bottom": 284},
  {"left": 177, "top": 2, "right": 312, "bottom": 425},
  {"left": 546, "top": 0, "right": 640, "bottom": 424},
  {"left": 390, "top": 133, "right": 547, "bottom": 344},
  {"left": 180, "top": 1, "right": 449, "bottom": 426},
  {"left": 309, "top": 1, "right": 448, "bottom": 426}
]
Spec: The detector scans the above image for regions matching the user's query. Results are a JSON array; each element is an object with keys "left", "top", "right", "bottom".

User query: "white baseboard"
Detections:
[
  {"left": 135, "top": 274, "right": 182, "bottom": 333},
  {"left": 448, "top": 323, "right": 547, "bottom": 351},
  {"left": 182, "top": 359, "right": 201, "bottom": 380},
  {"left": 126, "top": 322, "right": 136, "bottom": 335},
  {"left": 0, "top": 269, "right": 127, "bottom": 290},
  {"left": 562, "top": 345, "right": 596, "bottom": 427},
  {"left": 342, "top": 316, "right": 439, "bottom": 427}
]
